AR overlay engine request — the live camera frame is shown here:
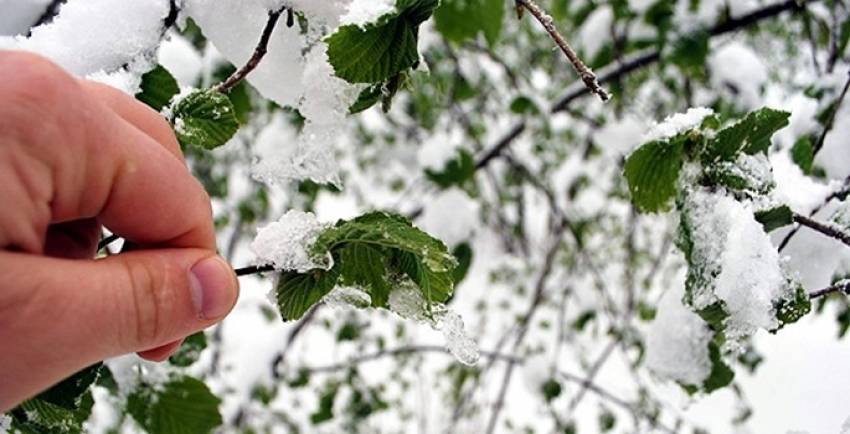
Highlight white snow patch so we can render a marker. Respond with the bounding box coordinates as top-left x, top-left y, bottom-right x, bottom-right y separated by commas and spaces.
771, 152, 840, 214
389, 282, 480, 366
157, 33, 203, 87
10, 0, 168, 77
646, 285, 713, 386
642, 107, 714, 142
251, 210, 331, 272
341, 0, 396, 27
419, 188, 479, 247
